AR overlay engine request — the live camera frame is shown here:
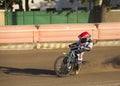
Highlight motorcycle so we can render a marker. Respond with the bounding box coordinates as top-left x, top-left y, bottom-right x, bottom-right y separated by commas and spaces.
54, 43, 82, 77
